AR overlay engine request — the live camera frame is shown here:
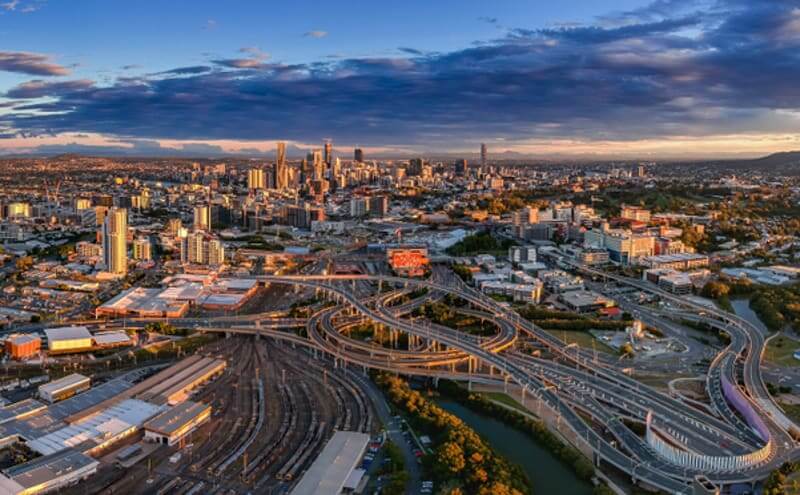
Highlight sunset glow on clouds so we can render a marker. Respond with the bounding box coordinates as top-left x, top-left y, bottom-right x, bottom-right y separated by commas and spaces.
1, 0, 799, 158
